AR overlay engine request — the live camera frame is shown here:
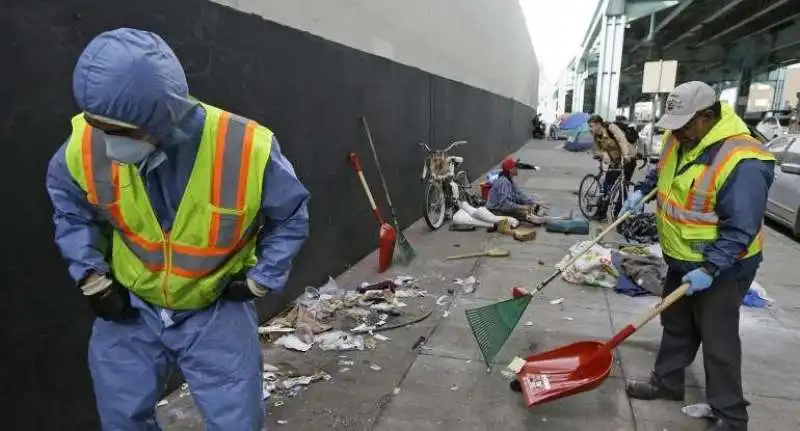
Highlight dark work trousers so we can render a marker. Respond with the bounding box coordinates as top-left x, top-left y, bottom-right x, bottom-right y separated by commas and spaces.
652, 267, 755, 429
